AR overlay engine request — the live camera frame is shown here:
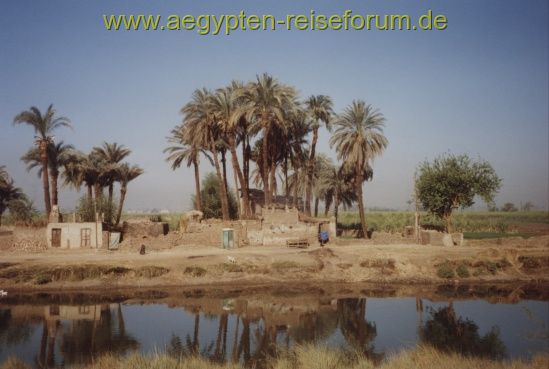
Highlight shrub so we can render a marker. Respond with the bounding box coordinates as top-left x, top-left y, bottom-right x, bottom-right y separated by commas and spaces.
437, 262, 455, 279
35, 274, 52, 285
184, 266, 207, 277
456, 264, 470, 278
149, 214, 163, 222
76, 195, 117, 224
222, 263, 243, 273
485, 261, 498, 274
